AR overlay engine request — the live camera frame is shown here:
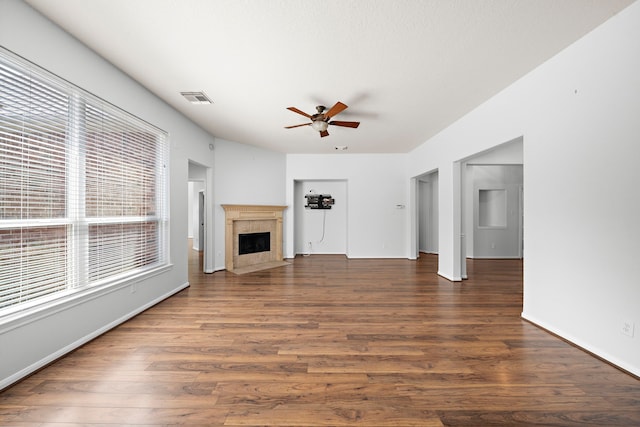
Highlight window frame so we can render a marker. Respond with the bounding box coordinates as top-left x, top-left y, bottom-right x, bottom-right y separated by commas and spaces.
0, 47, 170, 321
